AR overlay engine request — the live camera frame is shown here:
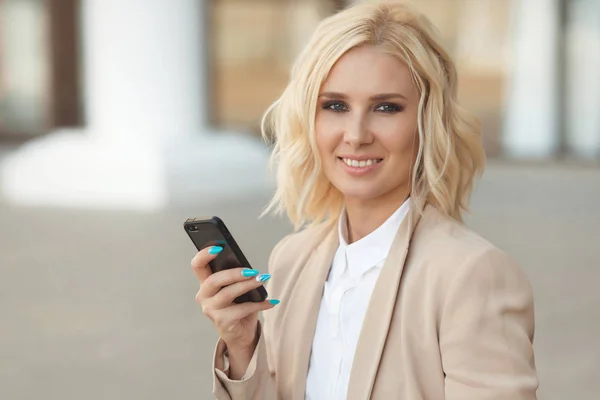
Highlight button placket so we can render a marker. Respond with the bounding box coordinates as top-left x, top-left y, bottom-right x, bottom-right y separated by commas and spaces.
332, 249, 354, 398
